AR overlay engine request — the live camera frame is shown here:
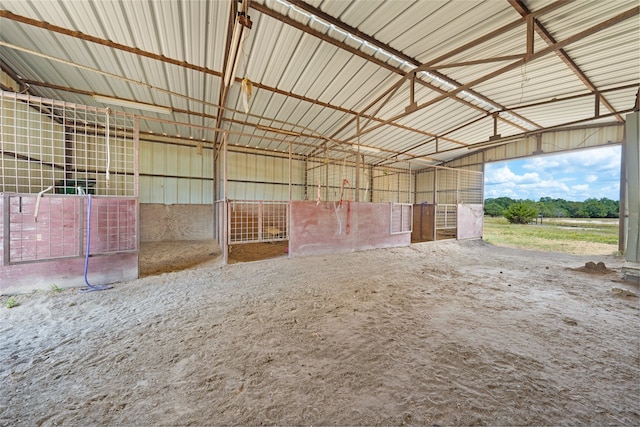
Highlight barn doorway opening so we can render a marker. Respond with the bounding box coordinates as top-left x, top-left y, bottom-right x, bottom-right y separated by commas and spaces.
483, 145, 621, 255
